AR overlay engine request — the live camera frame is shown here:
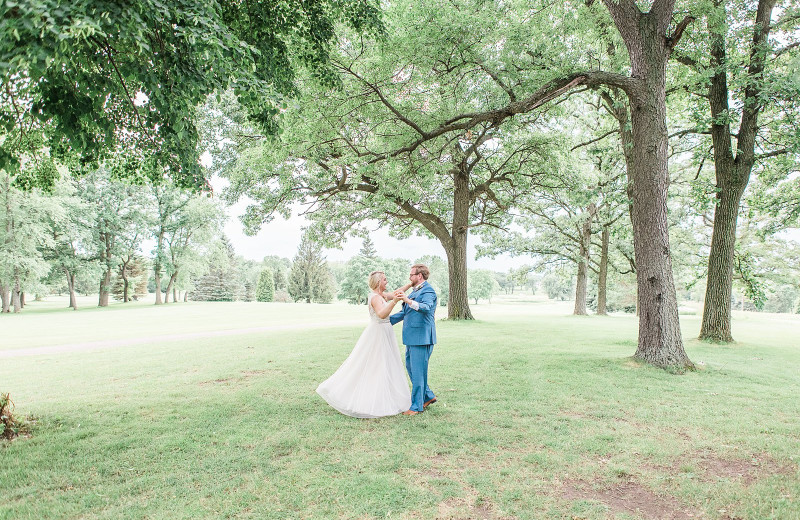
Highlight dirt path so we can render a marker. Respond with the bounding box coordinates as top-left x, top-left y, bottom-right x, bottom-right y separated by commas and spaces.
1, 319, 365, 359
